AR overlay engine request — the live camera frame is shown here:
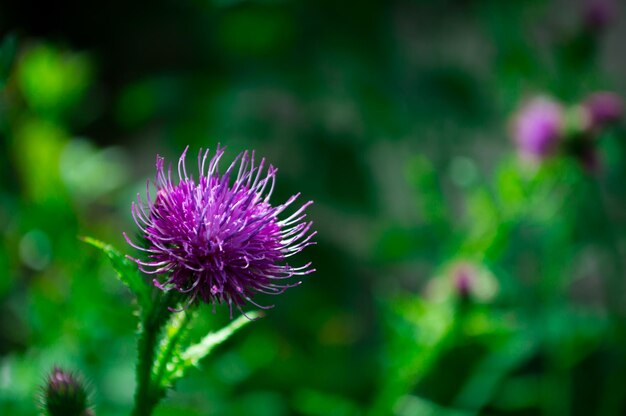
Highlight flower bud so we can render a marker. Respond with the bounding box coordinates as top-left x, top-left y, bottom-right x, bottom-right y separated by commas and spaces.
453, 265, 474, 300
42, 367, 93, 416
426, 261, 498, 304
